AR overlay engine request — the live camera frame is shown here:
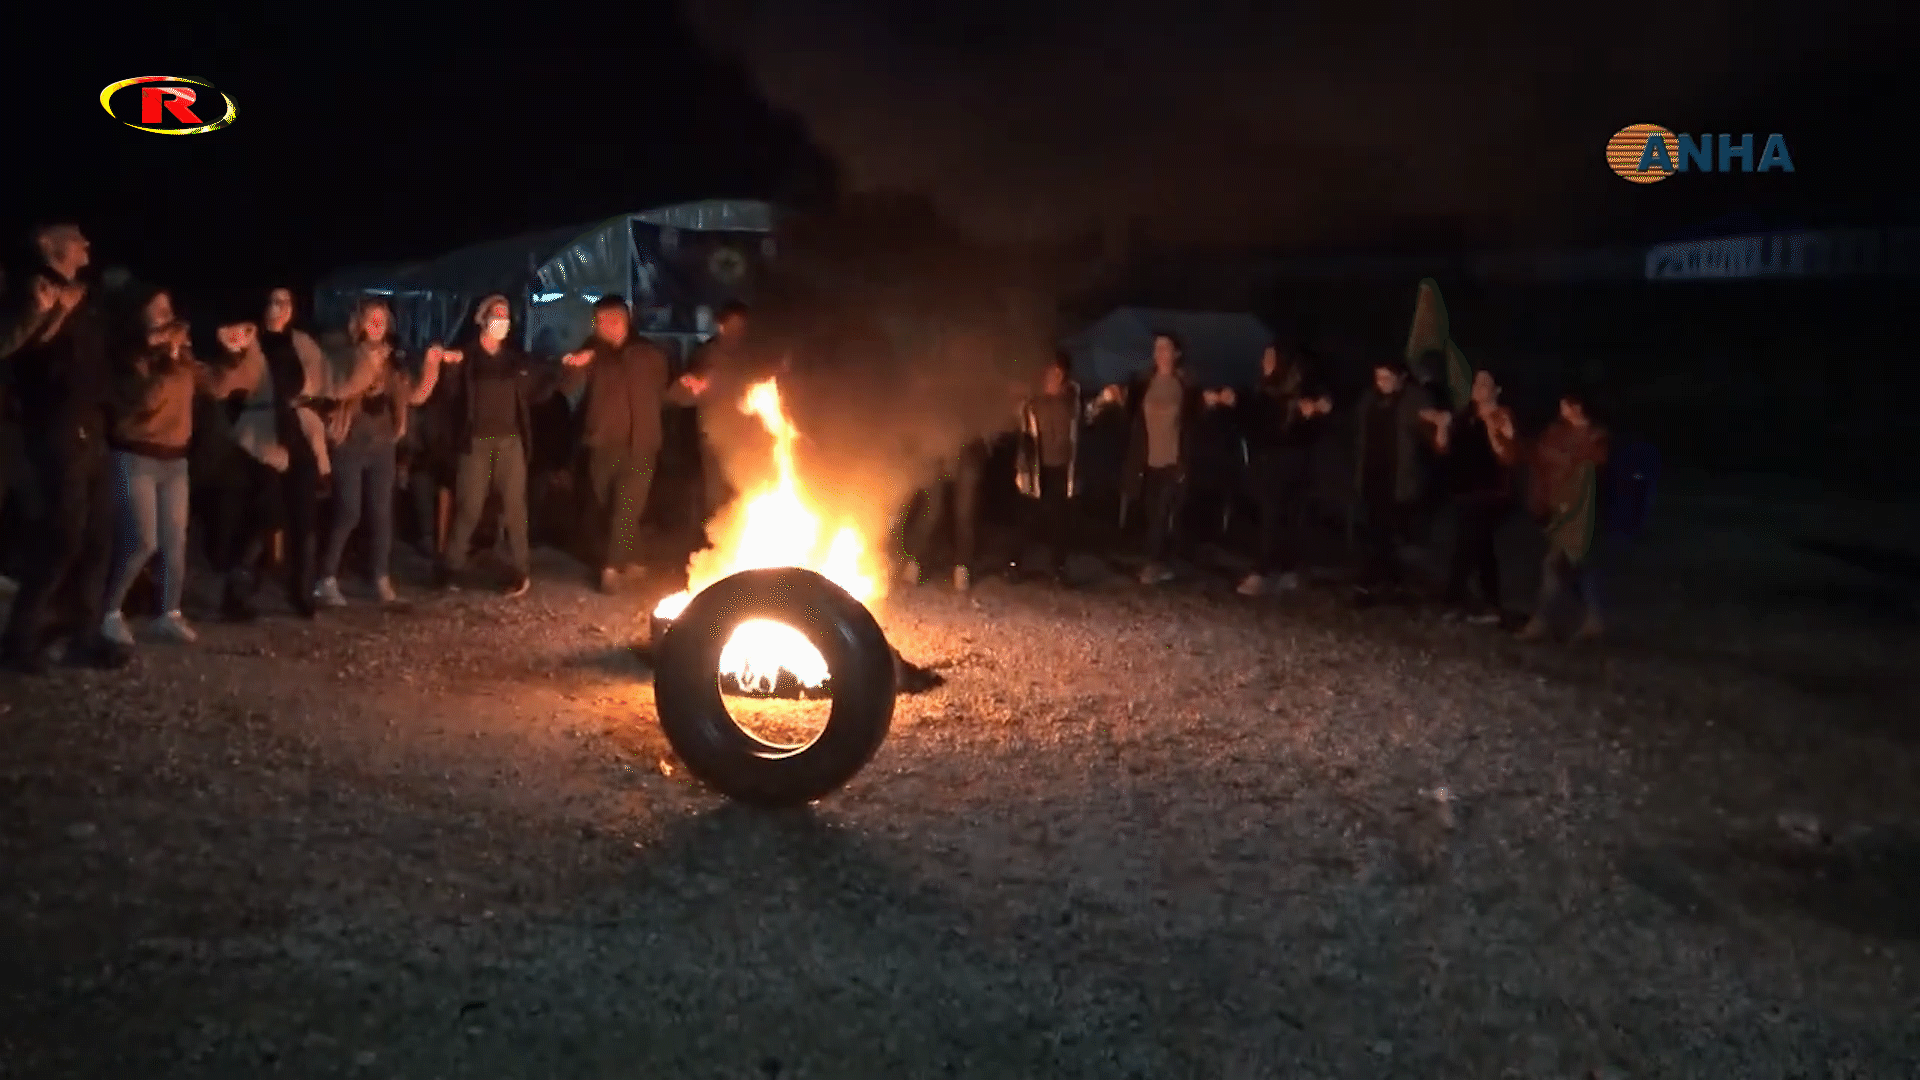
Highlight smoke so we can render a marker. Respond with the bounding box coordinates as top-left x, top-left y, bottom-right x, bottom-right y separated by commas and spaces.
684, 0, 1868, 250
694, 197, 1056, 552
